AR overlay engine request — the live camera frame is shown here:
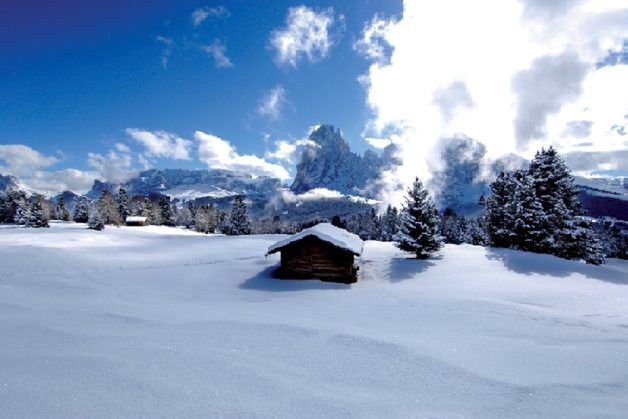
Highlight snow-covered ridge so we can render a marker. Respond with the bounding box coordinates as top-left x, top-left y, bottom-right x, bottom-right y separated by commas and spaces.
267, 223, 364, 256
